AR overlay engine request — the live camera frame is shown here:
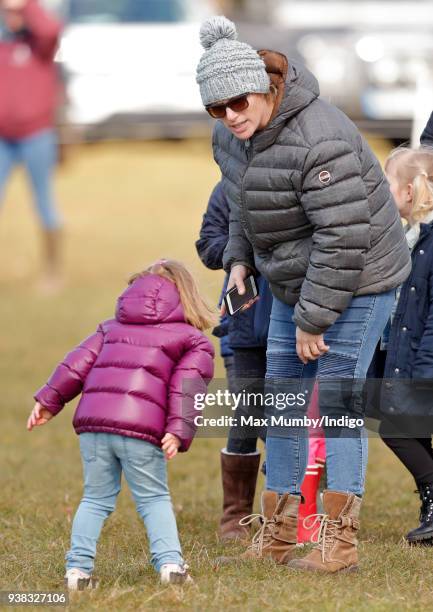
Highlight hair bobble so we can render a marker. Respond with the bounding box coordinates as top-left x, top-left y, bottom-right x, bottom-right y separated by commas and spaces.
419, 172, 433, 181
147, 258, 169, 275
